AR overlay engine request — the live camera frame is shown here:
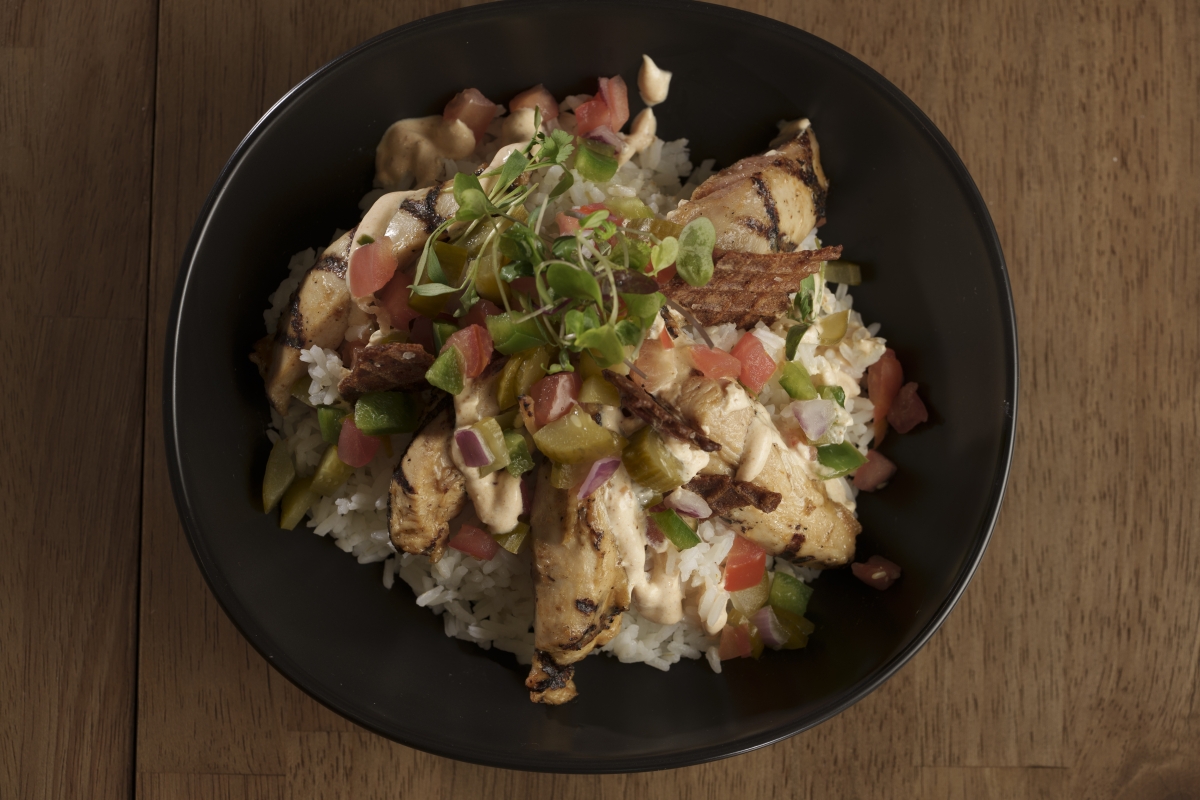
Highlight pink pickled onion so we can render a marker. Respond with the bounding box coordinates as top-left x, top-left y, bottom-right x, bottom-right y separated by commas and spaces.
454, 428, 493, 468
665, 487, 712, 519
578, 457, 621, 499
